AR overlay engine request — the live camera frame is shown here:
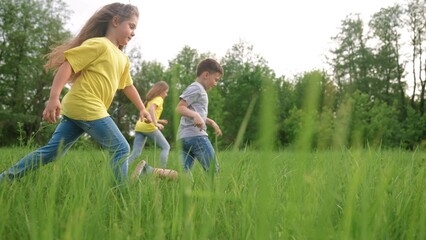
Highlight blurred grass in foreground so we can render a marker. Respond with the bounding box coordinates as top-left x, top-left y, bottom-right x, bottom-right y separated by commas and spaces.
1, 72, 425, 239
0, 147, 424, 240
